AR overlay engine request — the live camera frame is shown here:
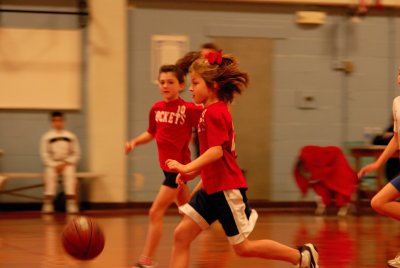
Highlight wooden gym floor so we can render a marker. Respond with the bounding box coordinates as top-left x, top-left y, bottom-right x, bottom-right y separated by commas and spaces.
0, 209, 399, 268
